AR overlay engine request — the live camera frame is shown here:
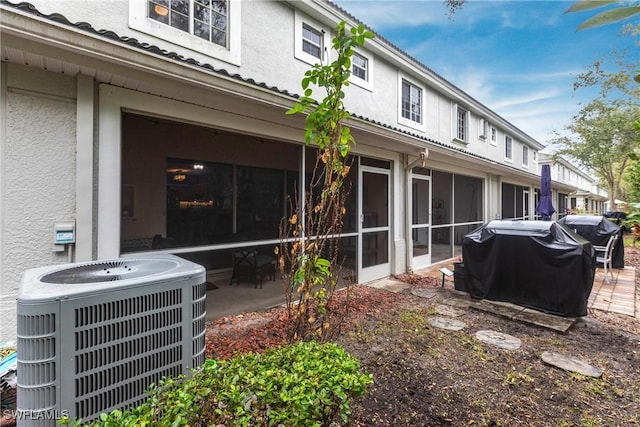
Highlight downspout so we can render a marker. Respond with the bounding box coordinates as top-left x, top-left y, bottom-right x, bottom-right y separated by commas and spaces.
404, 149, 429, 273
